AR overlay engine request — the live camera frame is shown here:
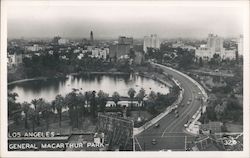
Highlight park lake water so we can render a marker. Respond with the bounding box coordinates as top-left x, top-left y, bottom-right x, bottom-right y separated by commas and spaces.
8, 74, 170, 104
